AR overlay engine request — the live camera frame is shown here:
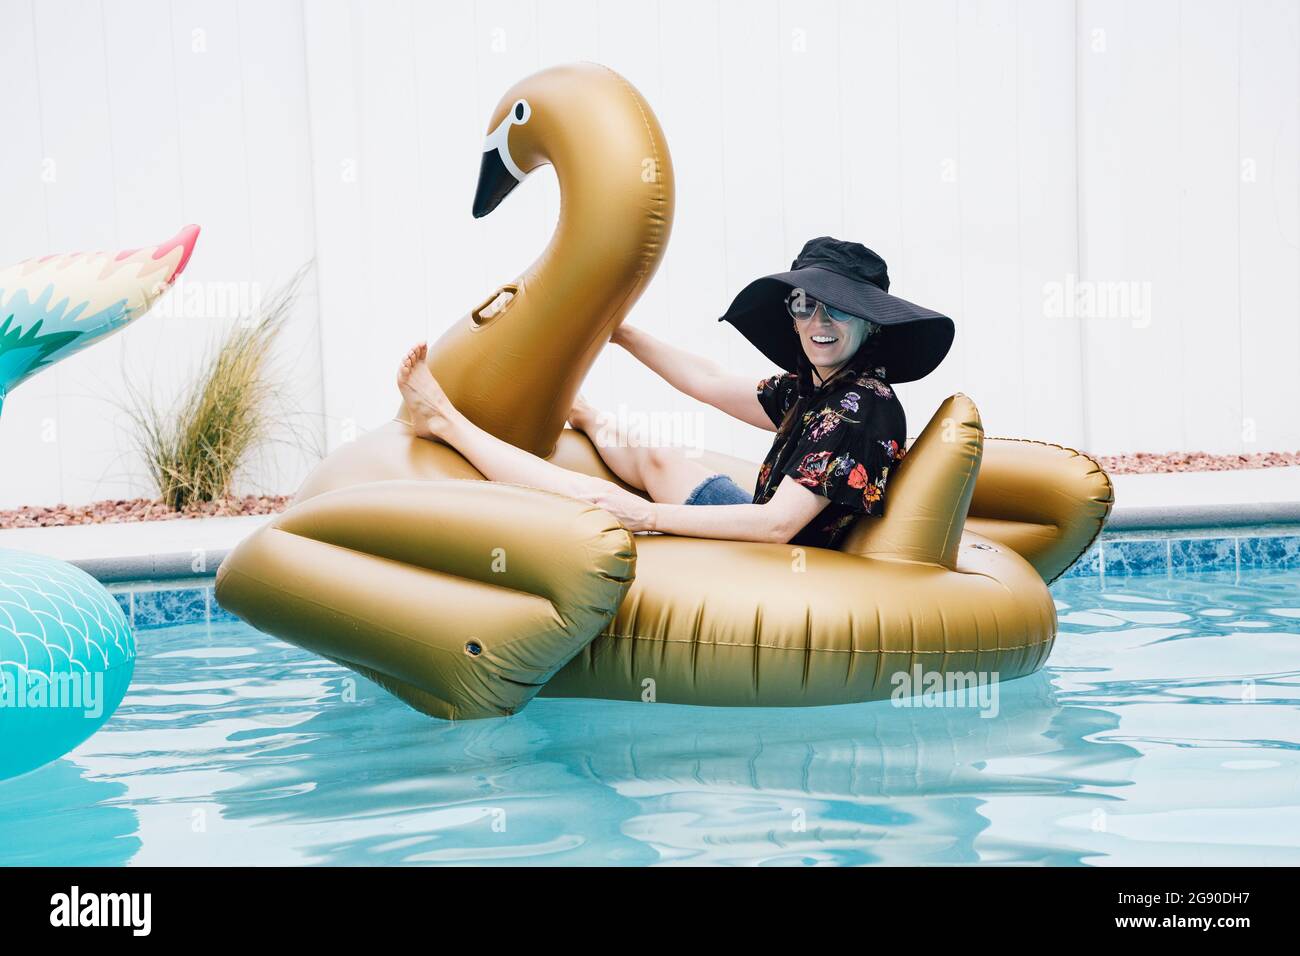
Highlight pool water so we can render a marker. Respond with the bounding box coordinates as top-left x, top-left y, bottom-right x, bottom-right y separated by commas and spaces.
2, 568, 1298, 866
